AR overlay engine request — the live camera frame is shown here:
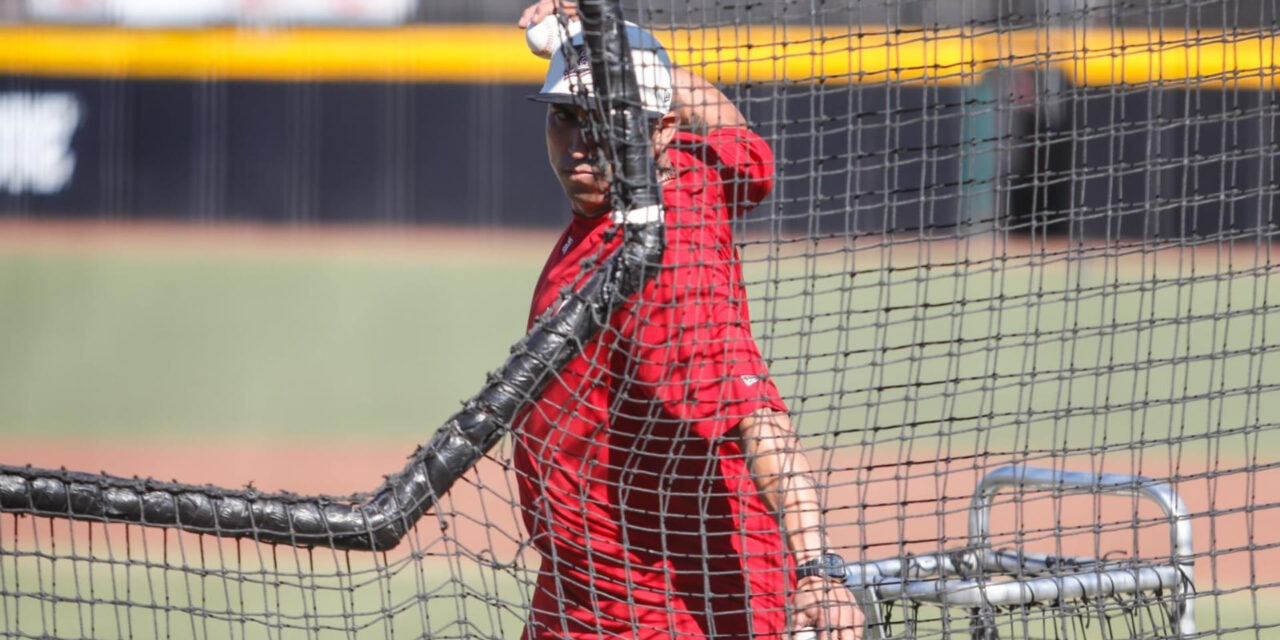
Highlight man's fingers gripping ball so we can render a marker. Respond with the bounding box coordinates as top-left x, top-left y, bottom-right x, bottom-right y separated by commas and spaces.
524, 15, 582, 59
518, 0, 578, 29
